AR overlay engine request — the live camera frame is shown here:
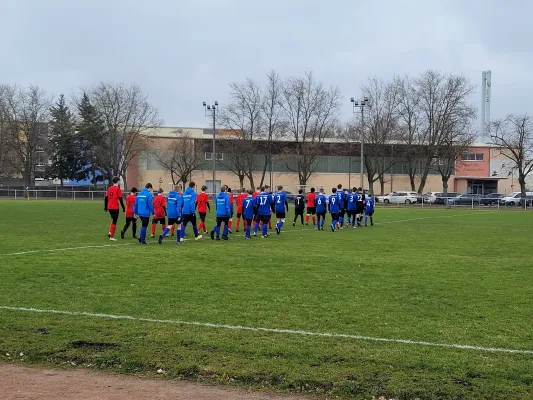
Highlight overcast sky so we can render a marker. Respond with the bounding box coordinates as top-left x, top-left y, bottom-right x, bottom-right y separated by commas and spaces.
2, 0, 530, 128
